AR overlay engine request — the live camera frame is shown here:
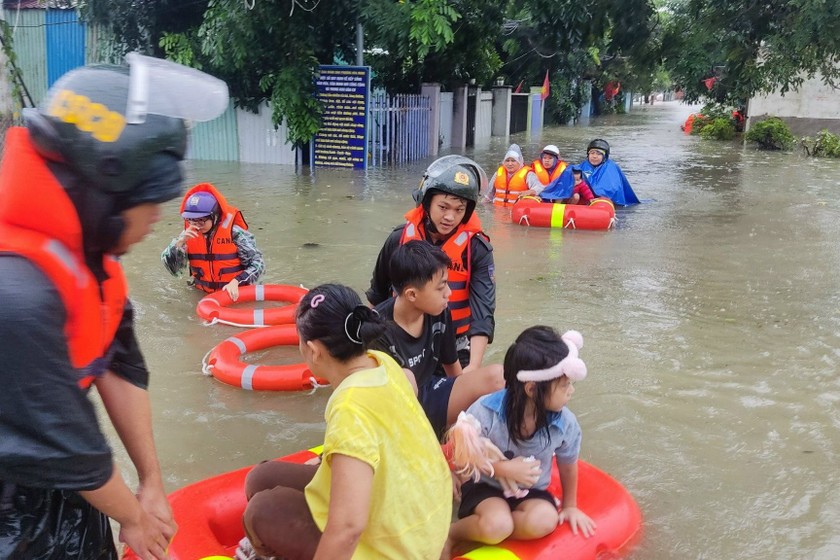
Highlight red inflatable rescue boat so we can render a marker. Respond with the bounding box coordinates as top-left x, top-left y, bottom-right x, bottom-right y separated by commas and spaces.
511, 197, 616, 230
124, 449, 641, 560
